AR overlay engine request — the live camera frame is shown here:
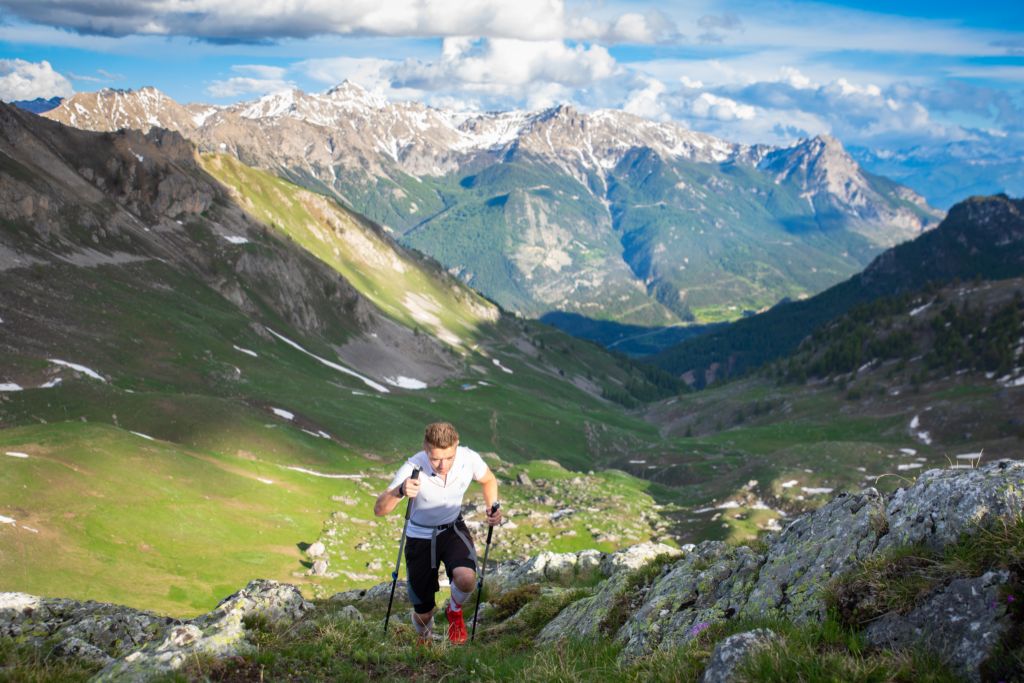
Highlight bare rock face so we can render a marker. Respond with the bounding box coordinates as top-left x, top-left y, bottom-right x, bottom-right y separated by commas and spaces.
864, 570, 1013, 683
702, 628, 780, 683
